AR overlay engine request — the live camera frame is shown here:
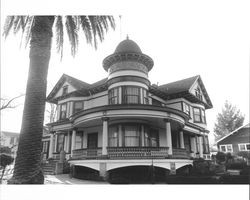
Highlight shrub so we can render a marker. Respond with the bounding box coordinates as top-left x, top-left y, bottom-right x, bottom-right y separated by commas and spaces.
216, 152, 226, 163
191, 158, 215, 175
0, 154, 14, 182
